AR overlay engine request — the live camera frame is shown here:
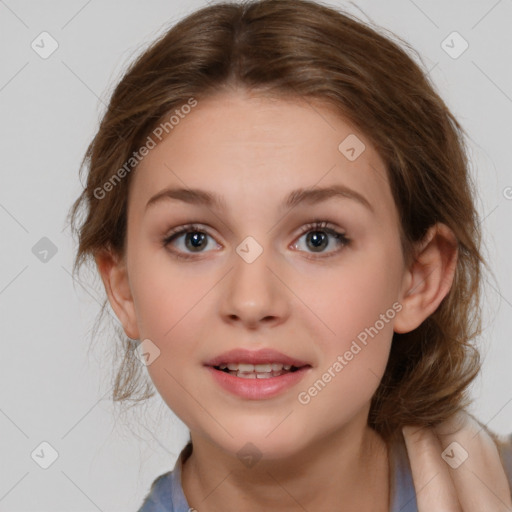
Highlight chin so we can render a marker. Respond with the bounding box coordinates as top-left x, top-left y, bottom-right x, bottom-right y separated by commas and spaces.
205, 416, 310, 461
